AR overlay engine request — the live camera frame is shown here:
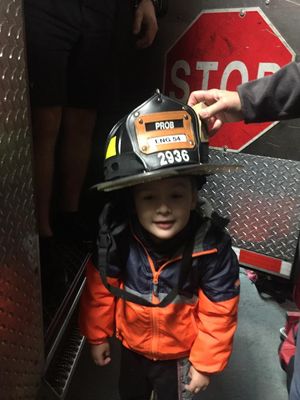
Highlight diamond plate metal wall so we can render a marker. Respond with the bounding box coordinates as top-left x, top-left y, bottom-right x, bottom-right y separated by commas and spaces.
0, 1, 44, 399
204, 150, 300, 263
